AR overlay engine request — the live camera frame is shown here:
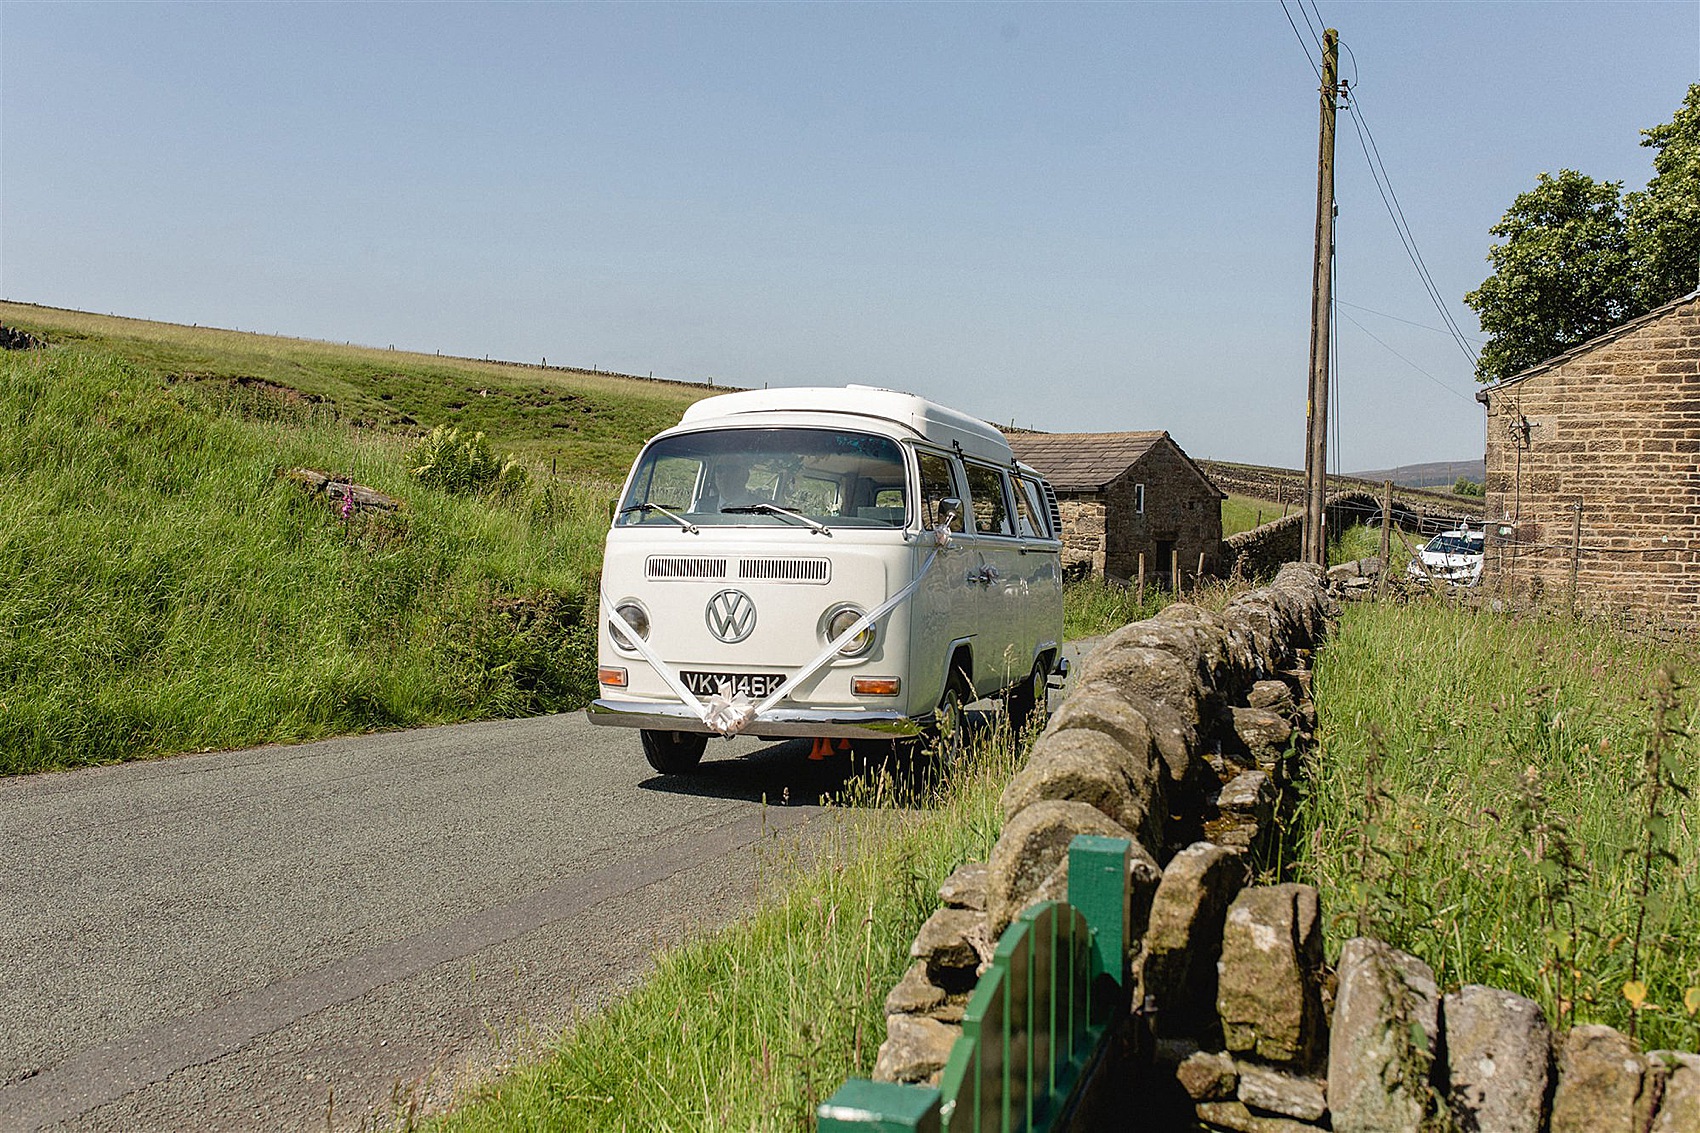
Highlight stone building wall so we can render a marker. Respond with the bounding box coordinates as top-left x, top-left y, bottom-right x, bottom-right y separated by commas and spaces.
1057, 498, 1108, 579
1481, 295, 1700, 629
1101, 444, 1224, 583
